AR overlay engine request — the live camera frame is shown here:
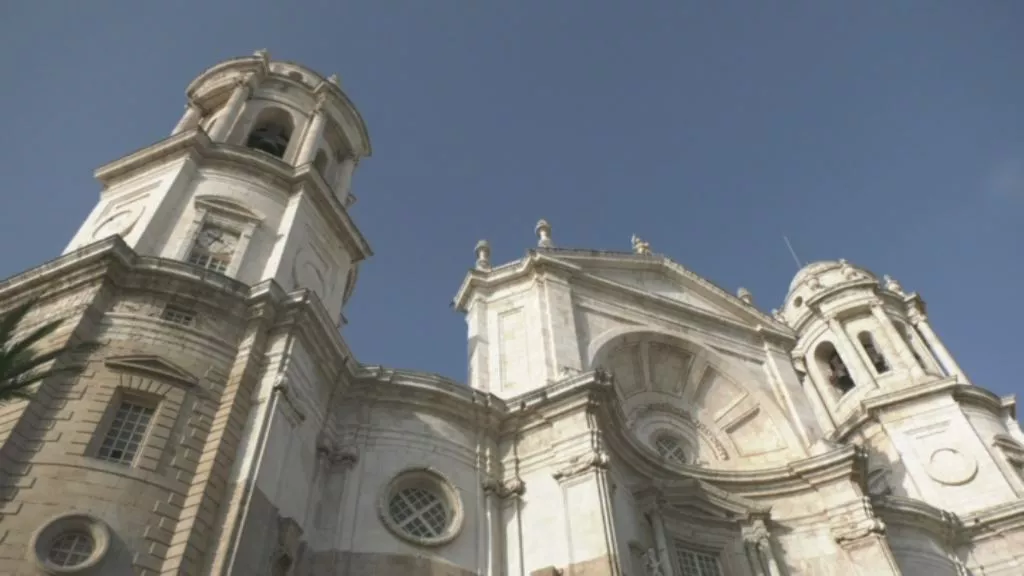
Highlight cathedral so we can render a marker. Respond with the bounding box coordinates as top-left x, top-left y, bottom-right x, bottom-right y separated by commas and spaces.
1, 50, 1024, 576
